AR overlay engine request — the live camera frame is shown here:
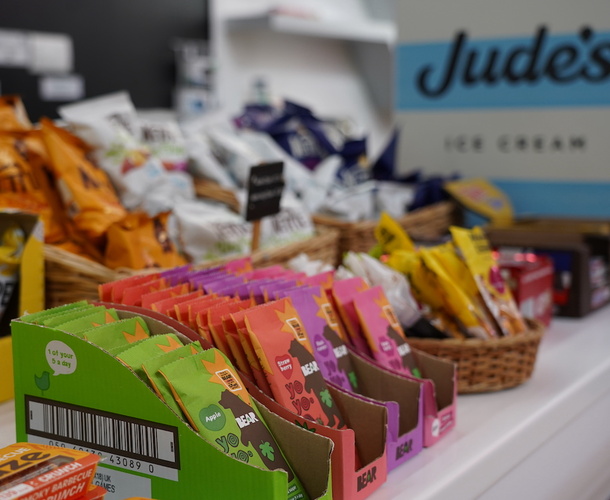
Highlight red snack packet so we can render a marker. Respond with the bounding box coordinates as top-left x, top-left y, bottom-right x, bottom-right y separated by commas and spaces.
245, 298, 346, 429
140, 283, 190, 309
98, 272, 161, 303
121, 277, 168, 306
150, 289, 203, 318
